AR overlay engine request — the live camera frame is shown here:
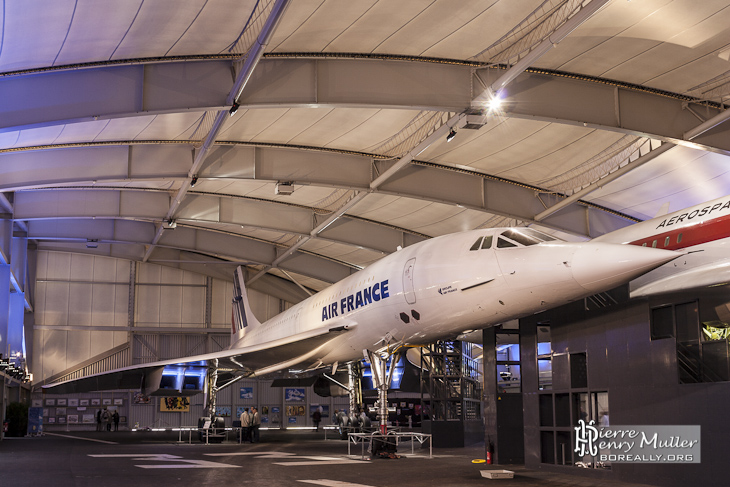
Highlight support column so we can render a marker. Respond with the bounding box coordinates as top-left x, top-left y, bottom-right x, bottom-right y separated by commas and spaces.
347, 362, 361, 421
483, 327, 498, 461
205, 359, 219, 418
